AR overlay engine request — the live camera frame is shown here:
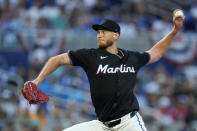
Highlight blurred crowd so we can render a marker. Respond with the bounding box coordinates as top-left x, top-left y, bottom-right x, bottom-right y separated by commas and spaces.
0, 0, 197, 131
